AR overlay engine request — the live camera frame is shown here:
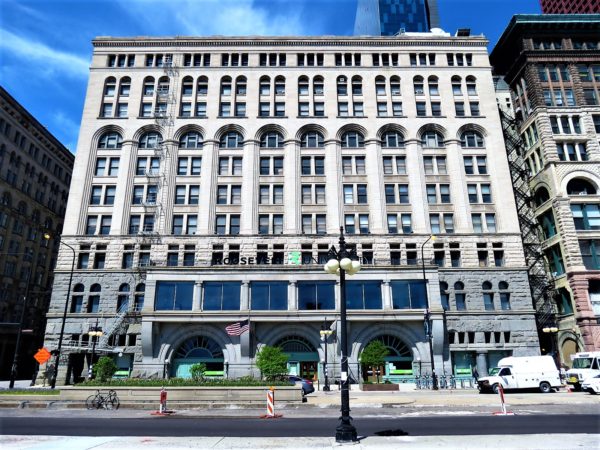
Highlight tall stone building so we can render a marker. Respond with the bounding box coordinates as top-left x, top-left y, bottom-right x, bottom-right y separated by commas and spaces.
355, 0, 440, 35
43, 31, 540, 385
491, 15, 600, 363
0, 86, 74, 380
